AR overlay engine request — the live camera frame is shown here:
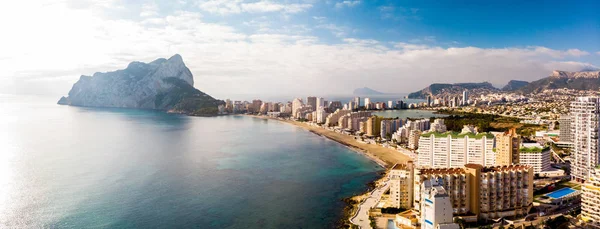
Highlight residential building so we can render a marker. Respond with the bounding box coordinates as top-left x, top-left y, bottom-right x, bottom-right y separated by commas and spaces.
519, 143, 551, 175
415, 164, 533, 220
366, 116, 385, 137
307, 96, 317, 111
571, 97, 600, 182
381, 119, 403, 140
582, 167, 600, 225
316, 97, 325, 109
417, 126, 496, 168
338, 111, 371, 130
364, 98, 372, 109
329, 101, 343, 111
325, 109, 351, 126
426, 95, 432, 107
429, 119, 447, 133
354, 97, 360, 109
559, 114, 572, 143
420, 179, 460, 229
389, 163, 414, 209
408, 130, 421, 150
462, 90, 469, 106
315, 106, 329, 124
388, 101, 394, 109
292, 98, 303, 118
494, 128, 520, 166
